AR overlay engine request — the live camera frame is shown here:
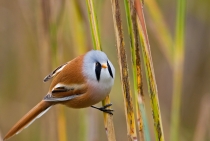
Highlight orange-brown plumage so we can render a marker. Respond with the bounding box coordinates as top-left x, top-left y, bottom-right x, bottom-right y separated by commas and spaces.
49, 55, 85, 90
3, 101, 52, 140
3, 50, 115, 140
